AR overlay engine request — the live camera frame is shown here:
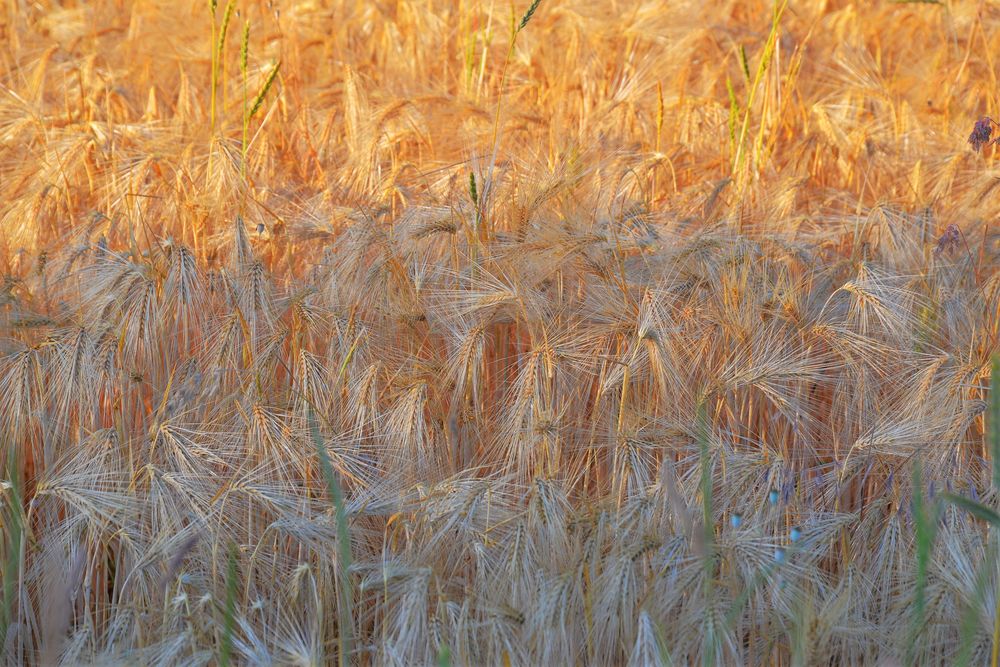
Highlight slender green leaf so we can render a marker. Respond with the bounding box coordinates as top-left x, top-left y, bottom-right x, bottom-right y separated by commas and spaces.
990, 355, 1000, 491
908, 459, 939, 663
941, 492, 1000, 526
437, 645, 453, 667
219, 543, 237, 667
308, 407, 354, 667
